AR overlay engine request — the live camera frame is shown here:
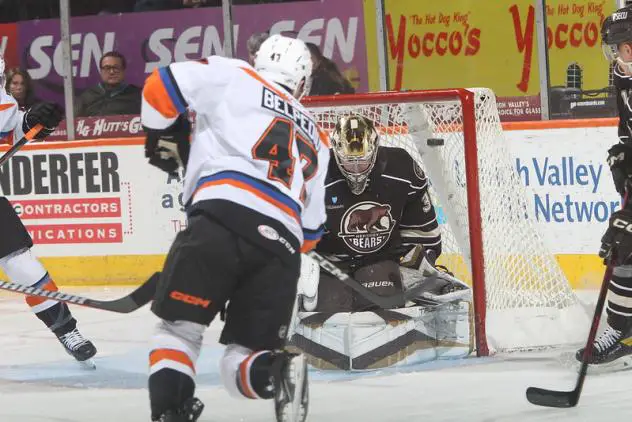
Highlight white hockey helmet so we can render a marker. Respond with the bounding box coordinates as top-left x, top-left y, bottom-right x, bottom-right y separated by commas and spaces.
254, 34, 313, 99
